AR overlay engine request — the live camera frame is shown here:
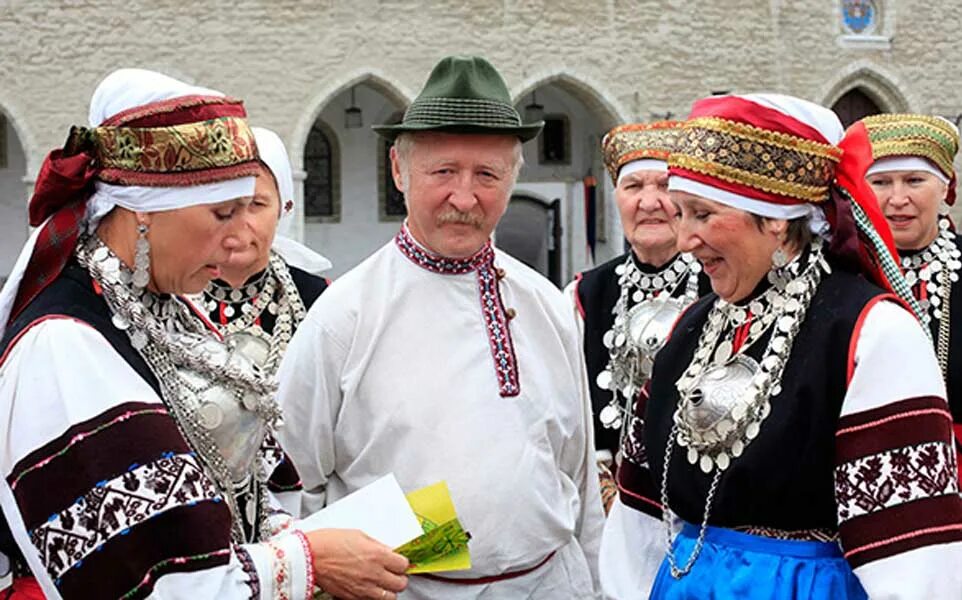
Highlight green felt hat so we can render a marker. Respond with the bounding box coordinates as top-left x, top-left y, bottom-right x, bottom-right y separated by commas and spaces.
373, 56, 543, 142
